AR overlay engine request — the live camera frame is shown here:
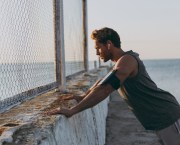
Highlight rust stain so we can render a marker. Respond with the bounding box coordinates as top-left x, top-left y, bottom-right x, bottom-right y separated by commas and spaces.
0, 126, 7, 136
